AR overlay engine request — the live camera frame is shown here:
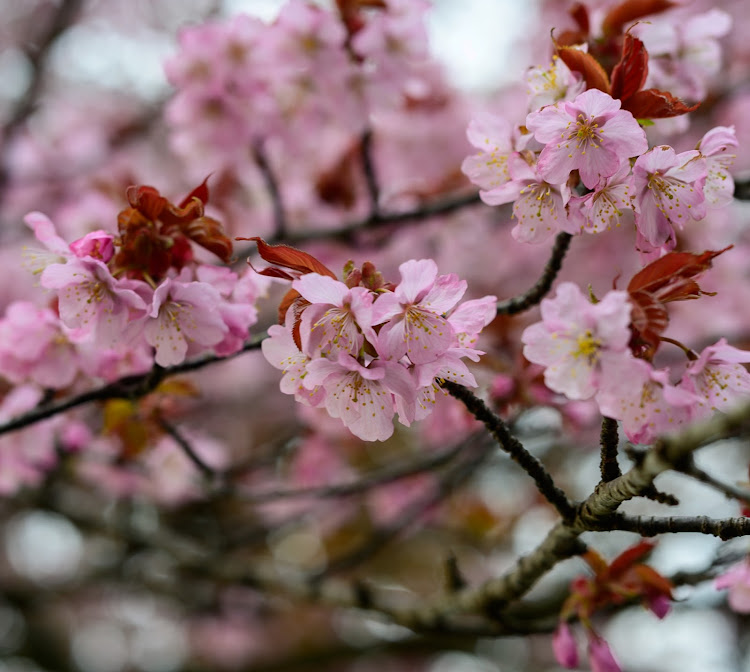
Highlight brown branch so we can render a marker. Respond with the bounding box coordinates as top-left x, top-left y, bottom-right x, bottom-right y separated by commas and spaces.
239, 435, 475, 503
597, 513, 750, 540
443, 381, 576, 521
496, 232, 572, 315
359, 129, 380, 215
0, 332, 266, 438
599, 416, 621, 482
678, 457, 750, 505
253, 141, 287, 239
